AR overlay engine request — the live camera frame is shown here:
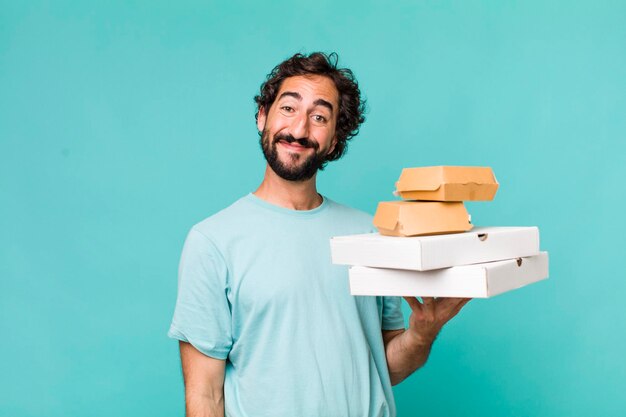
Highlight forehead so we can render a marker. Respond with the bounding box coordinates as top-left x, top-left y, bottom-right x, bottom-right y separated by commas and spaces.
277, 75, 339, 106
